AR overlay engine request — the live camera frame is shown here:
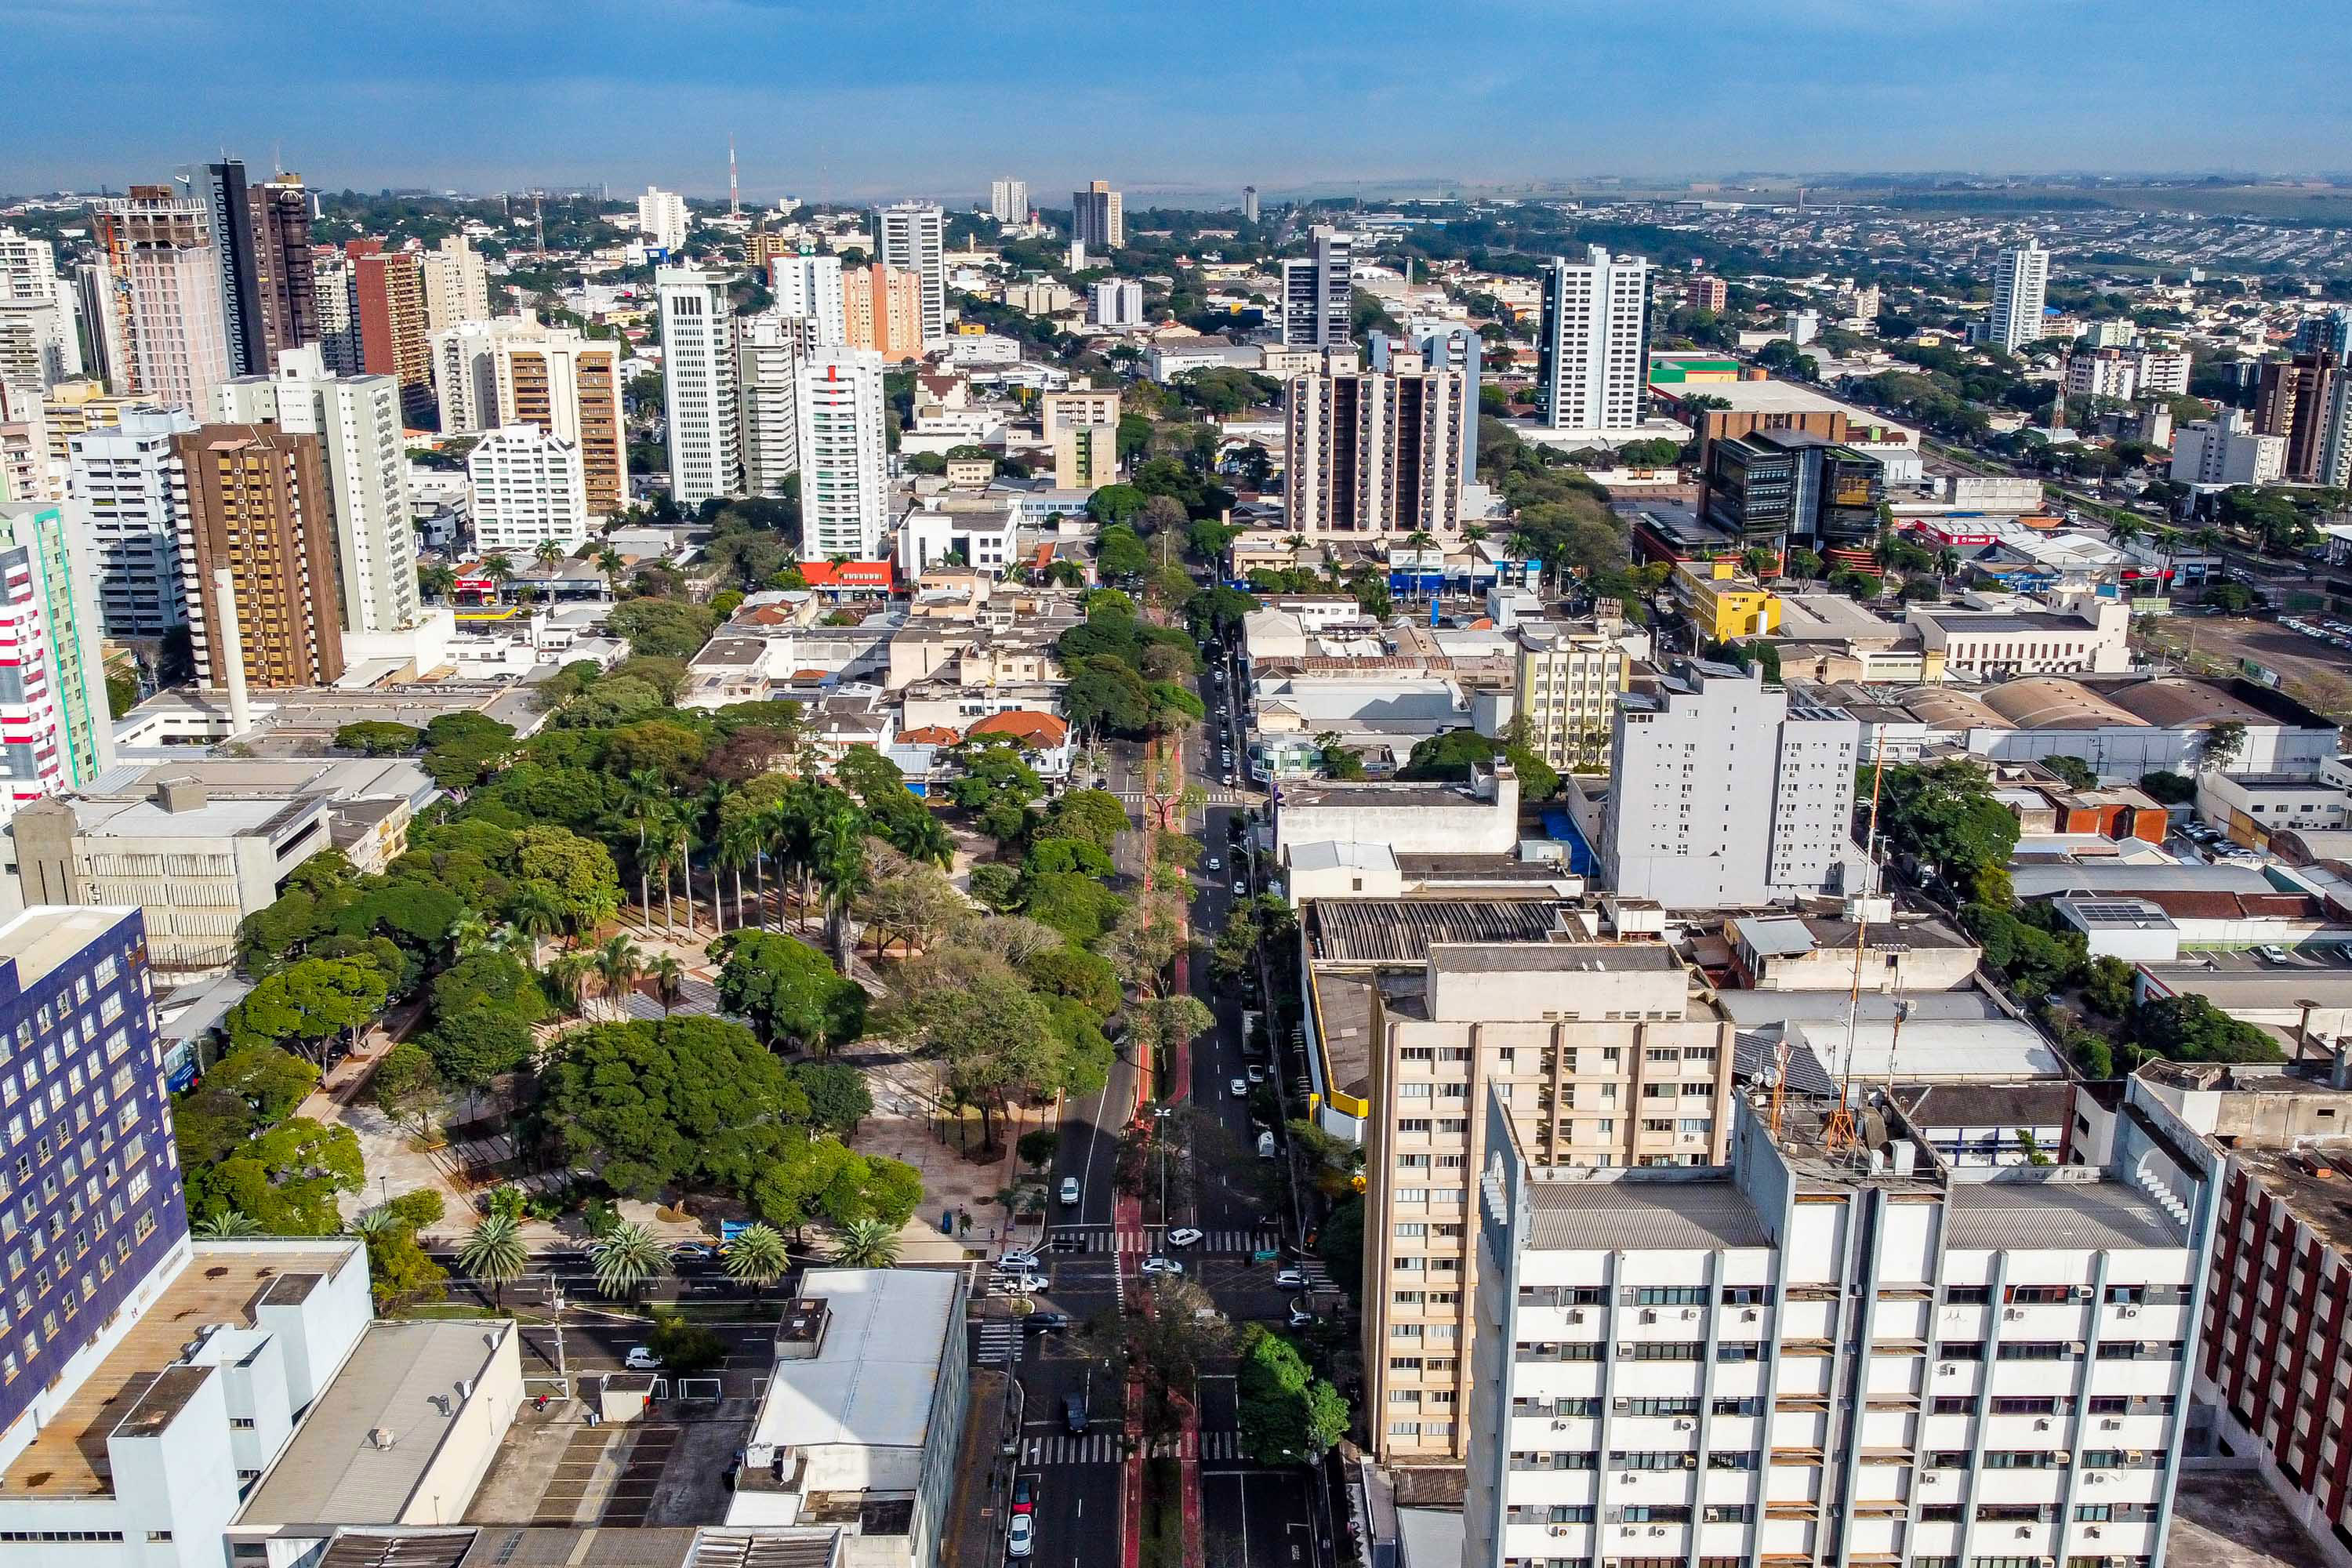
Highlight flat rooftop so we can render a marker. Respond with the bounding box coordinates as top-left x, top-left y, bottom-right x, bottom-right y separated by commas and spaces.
2235, 1141, 2352, 1251
1522, 1174, 1771, 1251
67, 790, 325, 841
1305, 898, 1566, 964
1429, 942, 1677, 973
0, 905, 135, 988
746, 1269, 959, 1456
1943, 1179, 2183, 1251
2, 1246, 358, 1498
1309, 967, 1378, 1102
241, 1320, 514, 1525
